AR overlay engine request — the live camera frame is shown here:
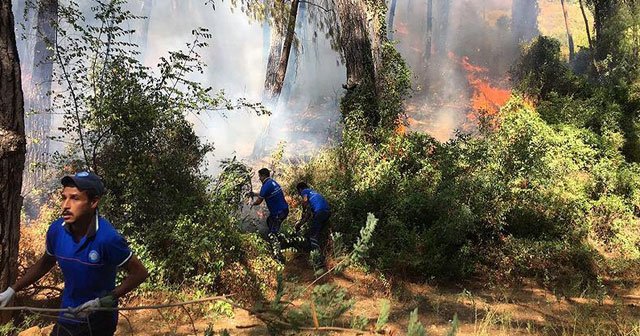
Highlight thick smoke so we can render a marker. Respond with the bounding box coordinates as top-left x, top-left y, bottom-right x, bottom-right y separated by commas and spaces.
391, 0, 526, 140
137, 1, 344, 171
14, 0, 545, 172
